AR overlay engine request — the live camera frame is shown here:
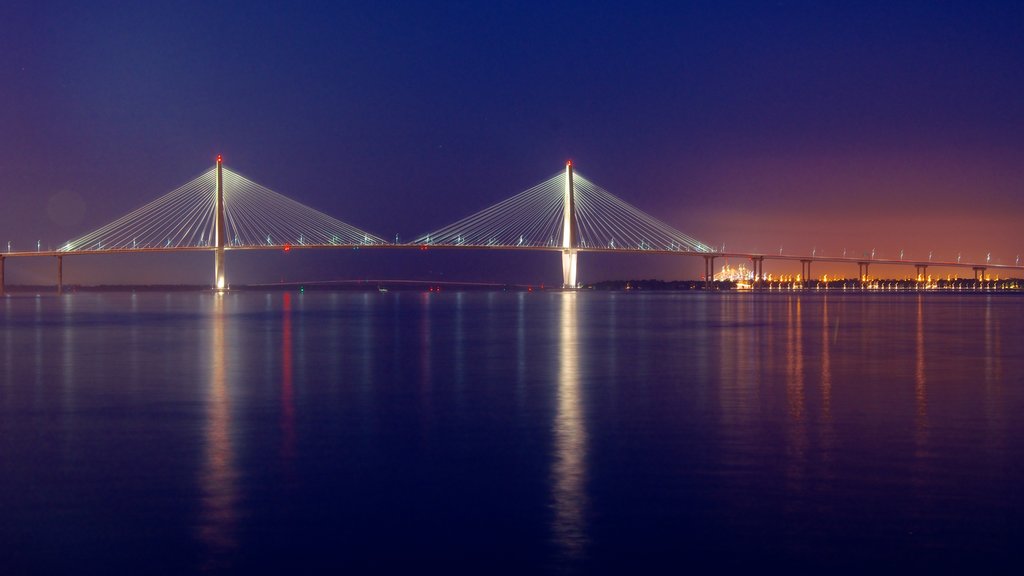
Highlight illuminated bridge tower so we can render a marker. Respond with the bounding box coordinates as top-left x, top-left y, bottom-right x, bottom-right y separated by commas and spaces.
562, 161, 579, 289
214, 155, 227, 290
